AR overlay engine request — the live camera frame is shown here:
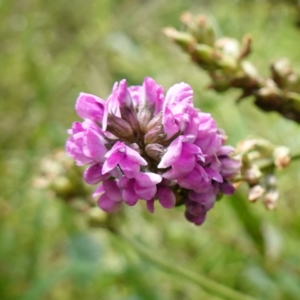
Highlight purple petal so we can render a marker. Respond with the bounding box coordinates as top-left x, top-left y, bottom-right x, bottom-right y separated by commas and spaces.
164, 82, 193, 108
189, 186, 218, 210
220, 181, 235, 195
119, 160, 140, 178
198, 112, 217, 130
103, 179, 122, 201
143, 77, 164, 114
117, 79, 133, 107
161, 167, 181, 180
195, 131, 222, 155
163, 107, 179, 139
135, 172, 162, 187
121, 179, 139, 206
218, 145, 235, 156
158, 137, 183, 169
102, 83, 120, 130
205, 167, 223, 183
134, 182, 157, 200
177, 165, 211, 192
172, 149, 196, 174
76, 93, 105, 122
146, 198, 155, 213
102, 150, 124, 174
125, 146, 148, 166
128, 85, 143, 108
82, 129, 107, 162
68, 122, 84, 135
92, 185, 104, 197
98, 193, 122, 213
84, 164, 109, 185
66, 136, 92, 166
157, 186, 175, 209
185, 209, 206, 225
